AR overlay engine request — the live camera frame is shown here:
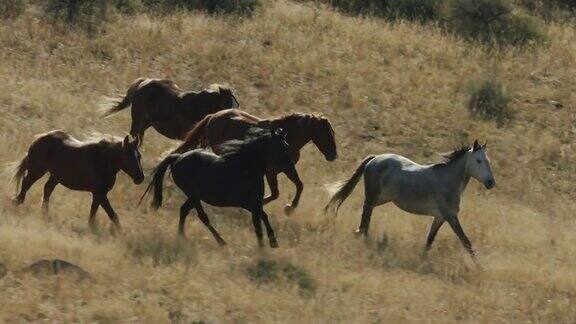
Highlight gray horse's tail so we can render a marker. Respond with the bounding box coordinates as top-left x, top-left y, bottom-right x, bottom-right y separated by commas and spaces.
100, 77, 146, 117
324, 155, 375, 216
139, 154, 180, 210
